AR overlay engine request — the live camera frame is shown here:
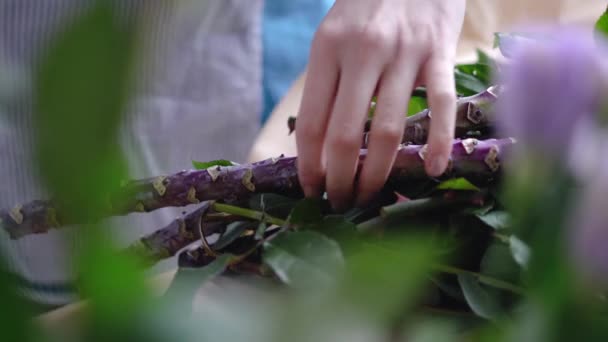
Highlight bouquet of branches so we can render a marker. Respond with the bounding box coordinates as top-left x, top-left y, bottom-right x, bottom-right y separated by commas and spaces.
2, 5, 608, 342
